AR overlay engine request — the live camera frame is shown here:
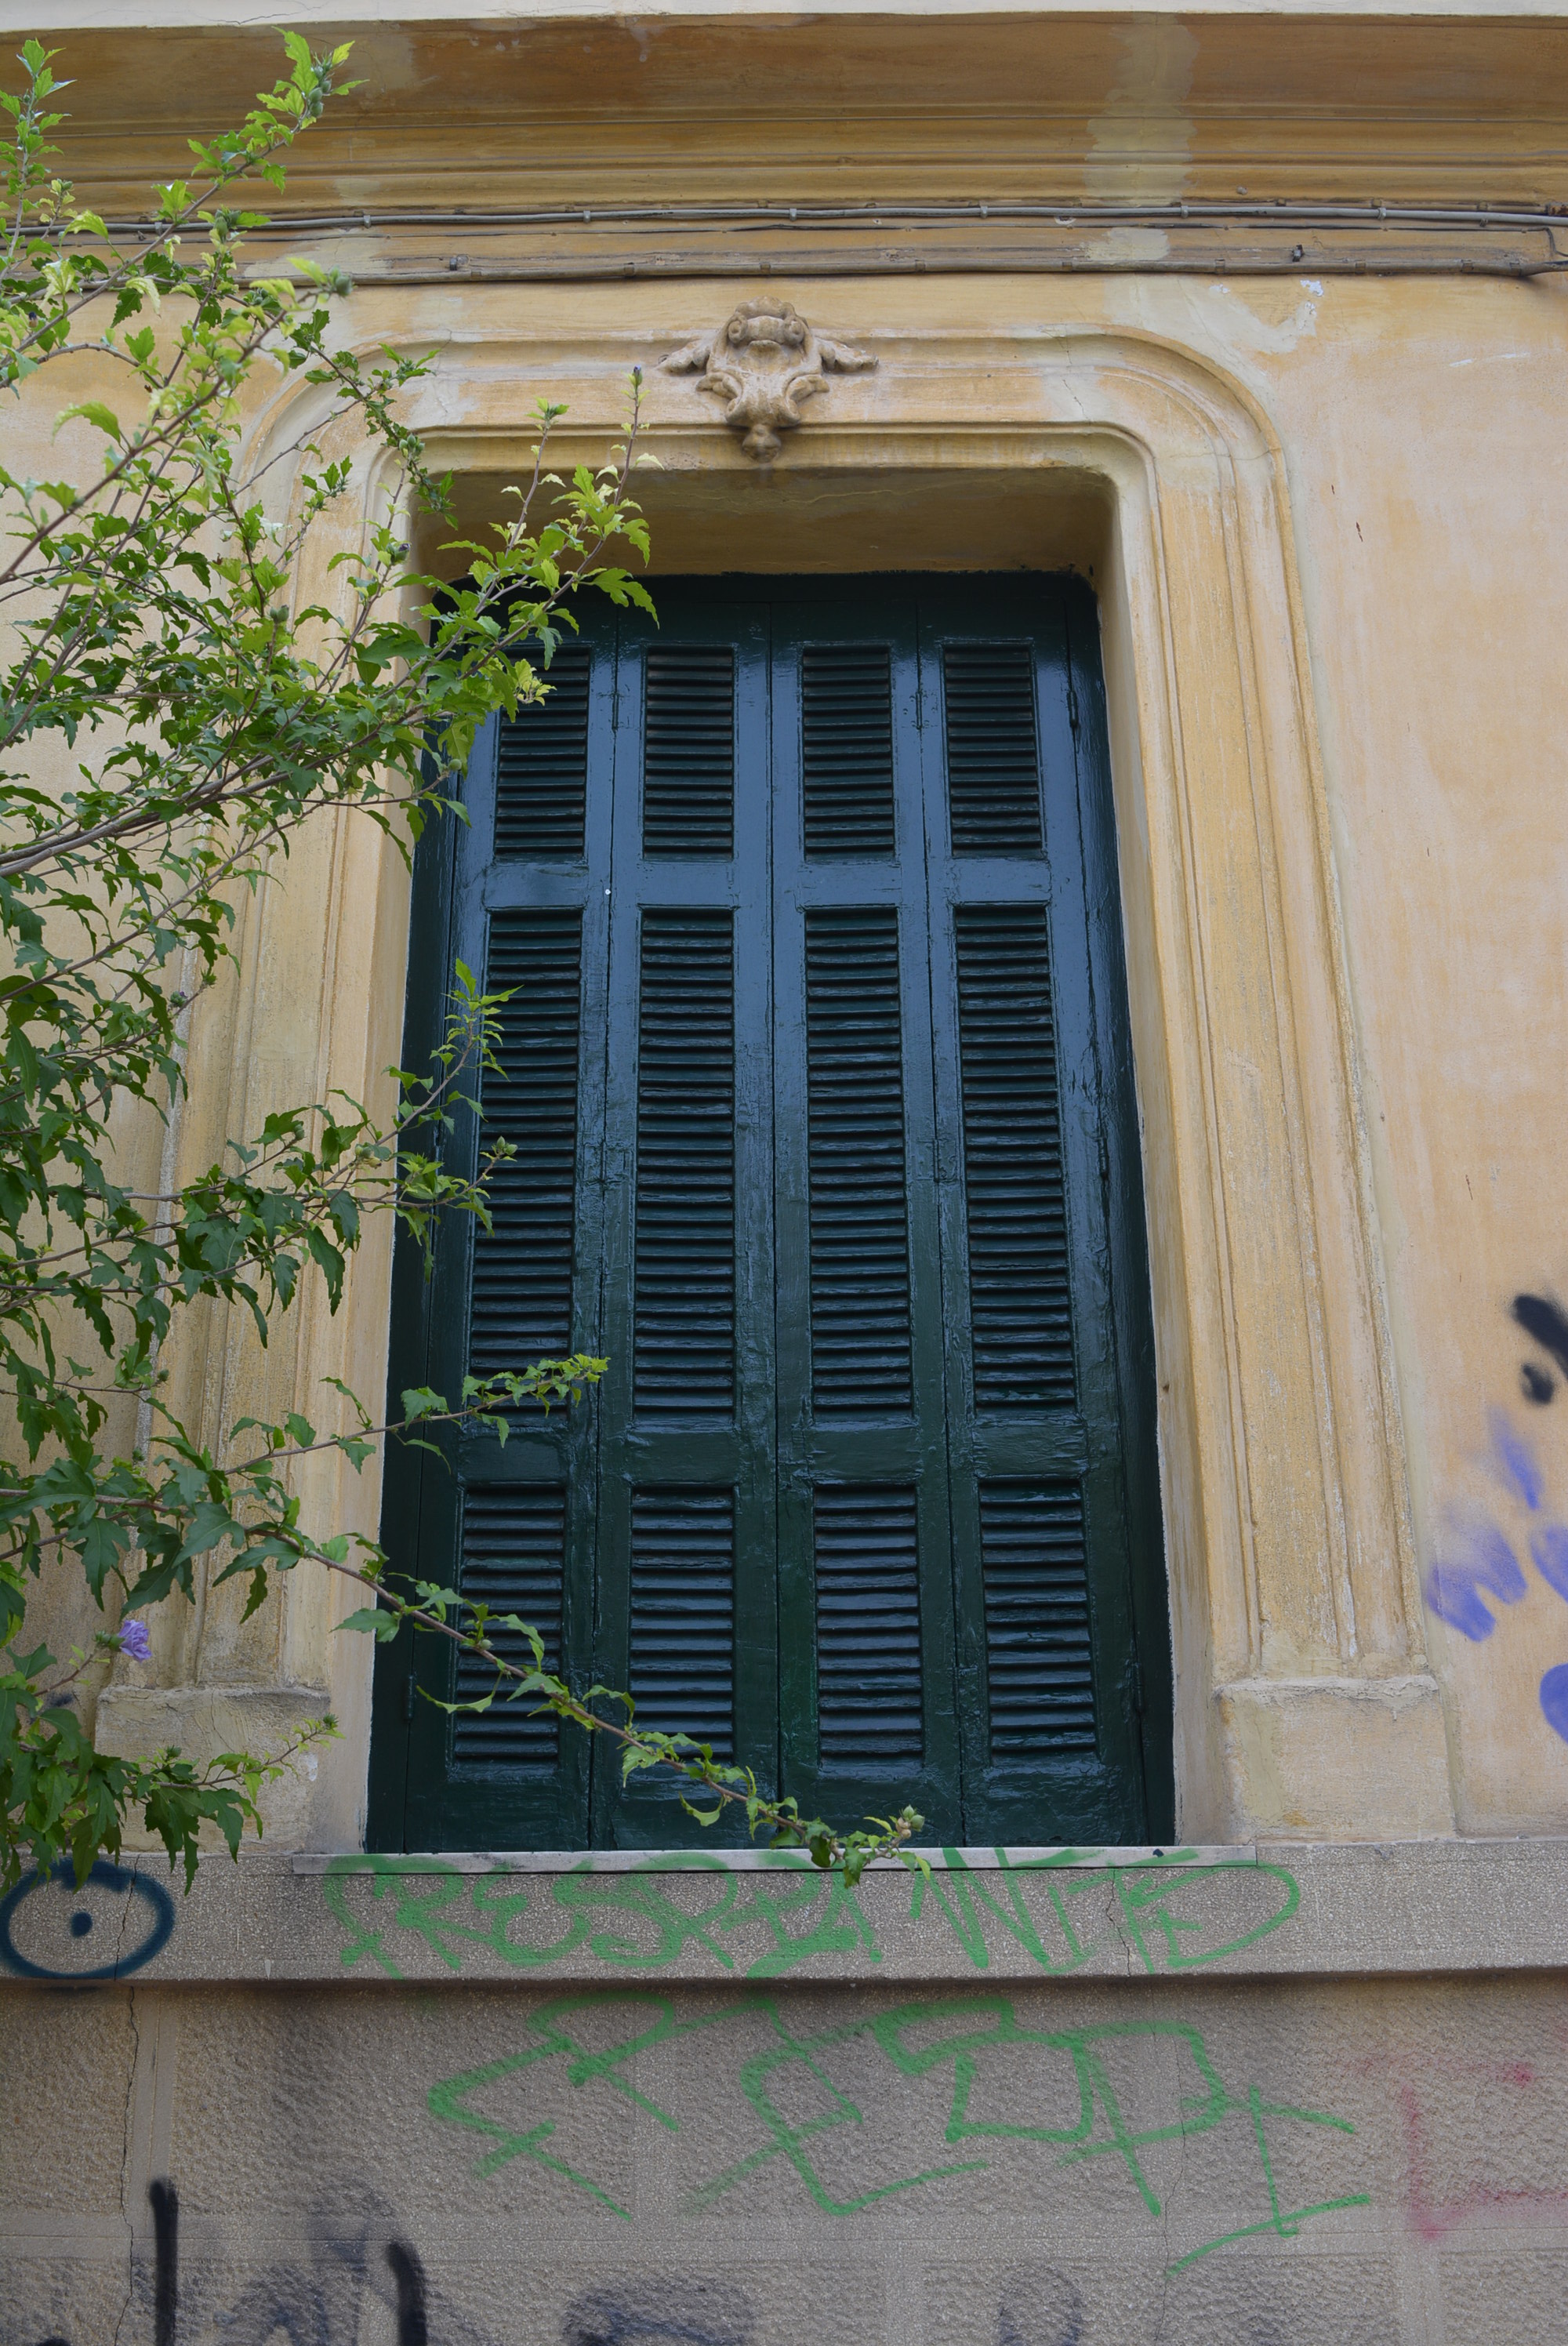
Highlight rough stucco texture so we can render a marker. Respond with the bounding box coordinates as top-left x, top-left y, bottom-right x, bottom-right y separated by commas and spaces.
4, 1971, 1568, 2344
